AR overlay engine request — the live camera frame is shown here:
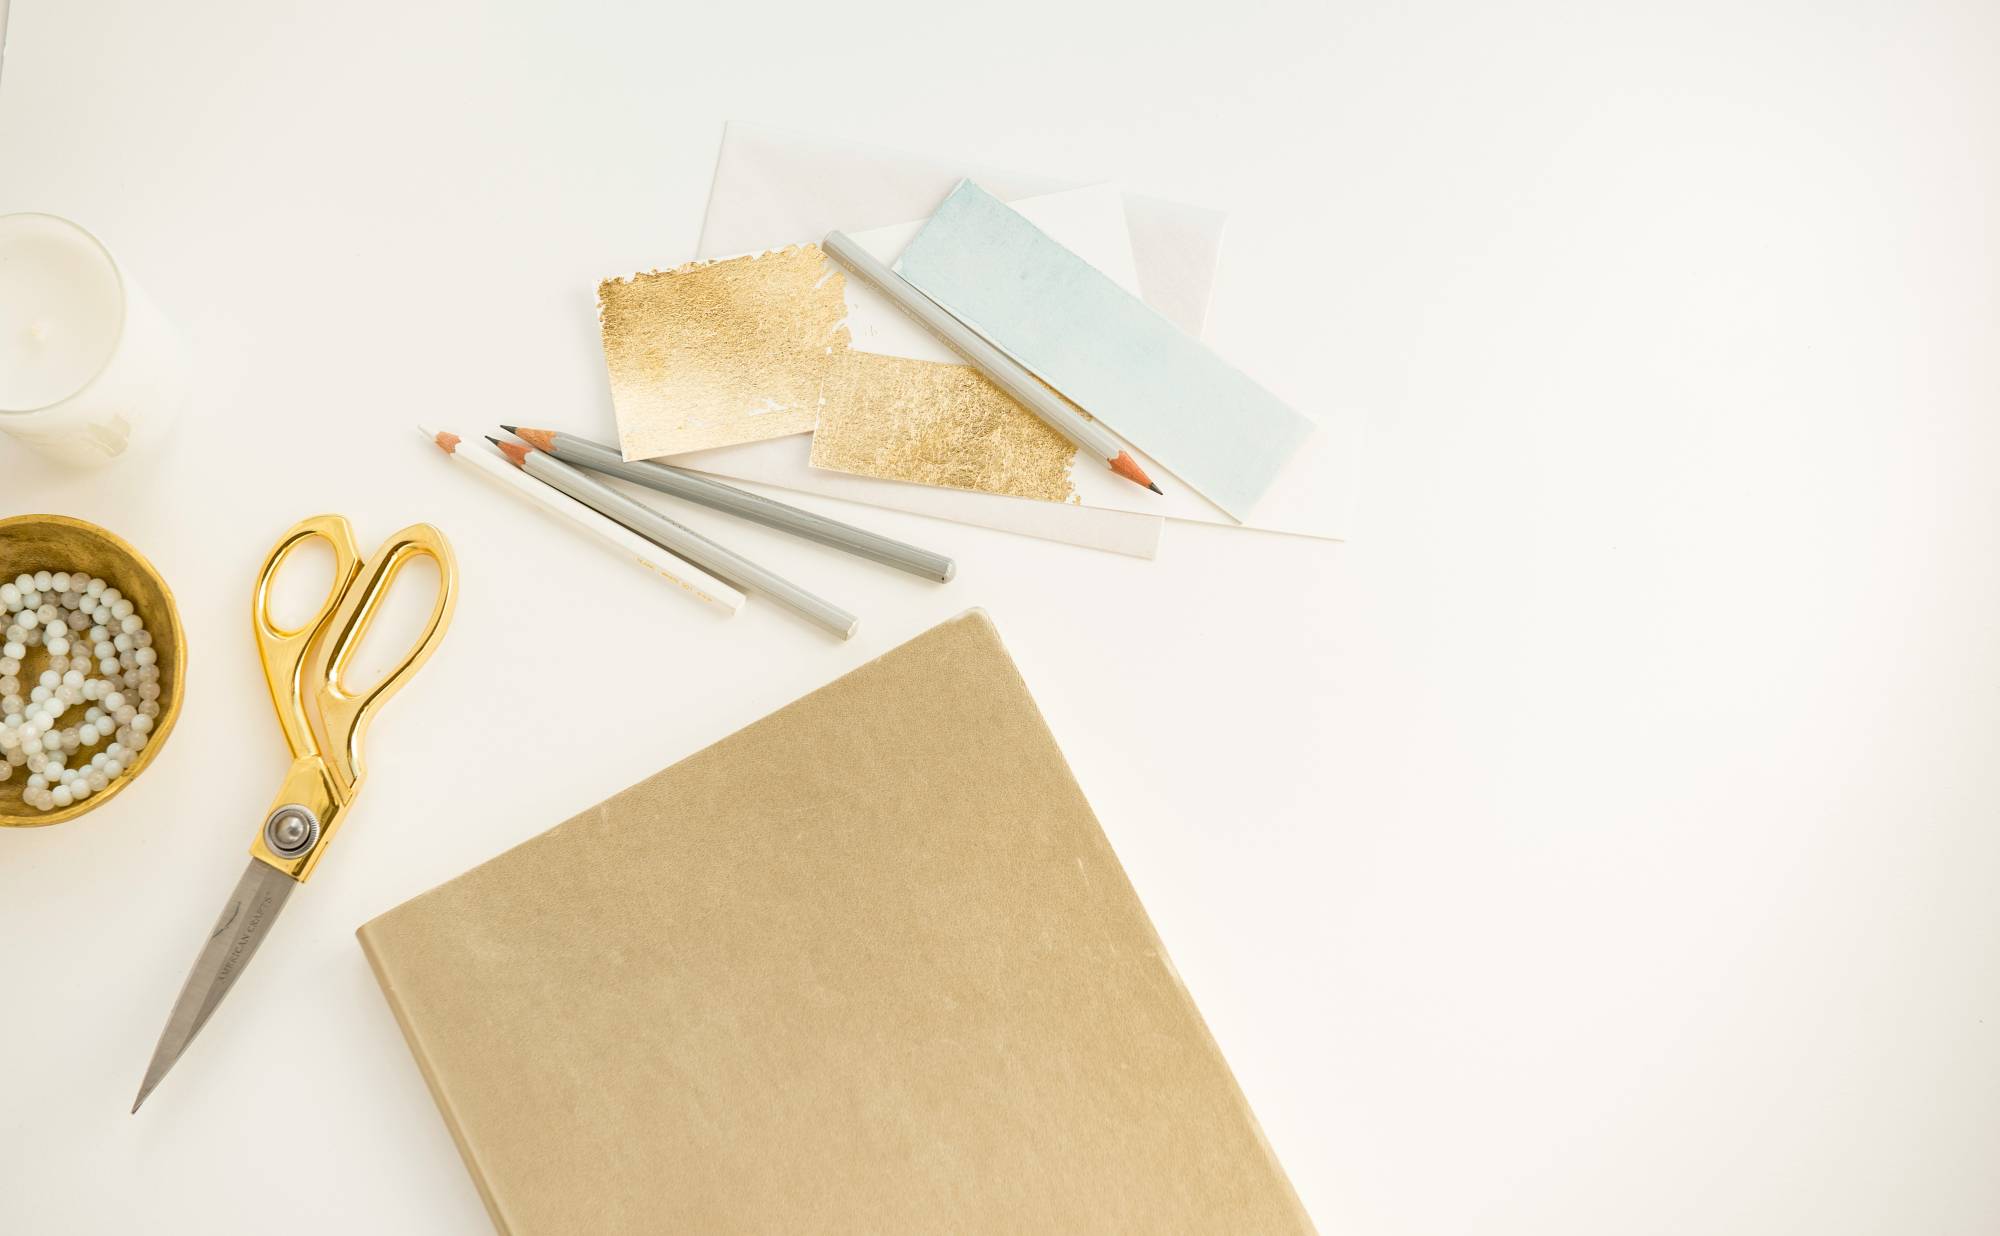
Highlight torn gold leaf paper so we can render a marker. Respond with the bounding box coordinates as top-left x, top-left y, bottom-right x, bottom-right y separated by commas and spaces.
810, 352, 1078, 504
601, 245, 849, 458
